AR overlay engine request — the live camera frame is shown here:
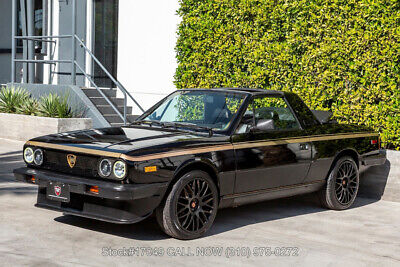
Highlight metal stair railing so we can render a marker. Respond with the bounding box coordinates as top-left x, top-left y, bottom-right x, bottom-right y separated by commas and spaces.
10, 0, 144, 126
74, 36, 145, 121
